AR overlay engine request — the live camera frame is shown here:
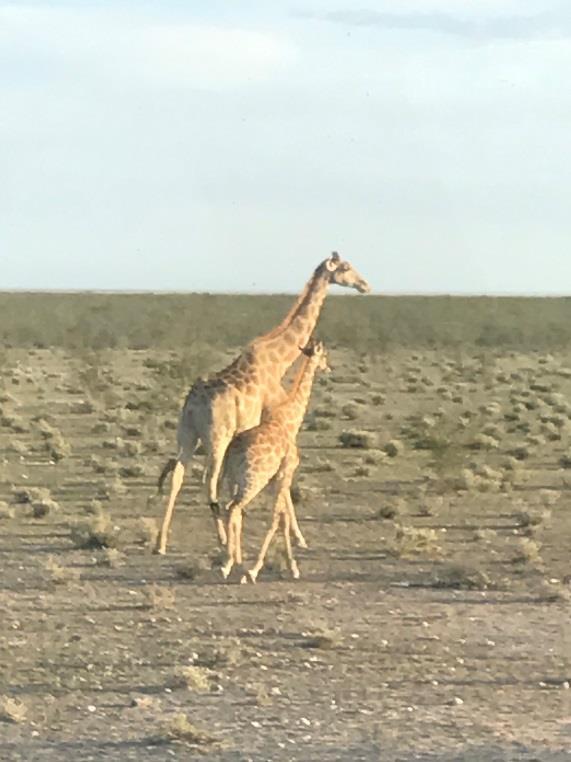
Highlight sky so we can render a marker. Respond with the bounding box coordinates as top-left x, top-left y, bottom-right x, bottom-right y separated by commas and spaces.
1, 0, 570, 294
